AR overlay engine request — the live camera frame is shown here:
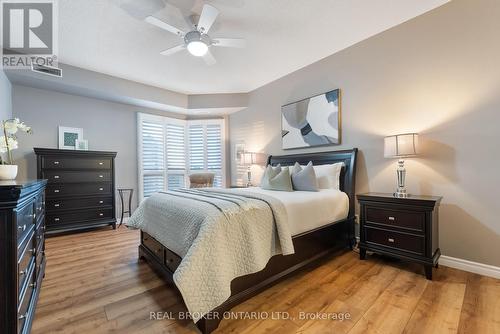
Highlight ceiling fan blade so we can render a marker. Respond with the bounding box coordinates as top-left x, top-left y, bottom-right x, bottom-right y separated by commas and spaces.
145, 16, 185, 36
203, 50, 217, 65
197, 4, 219, 33
160, 44, 186, 56
213, 38, 246, 48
